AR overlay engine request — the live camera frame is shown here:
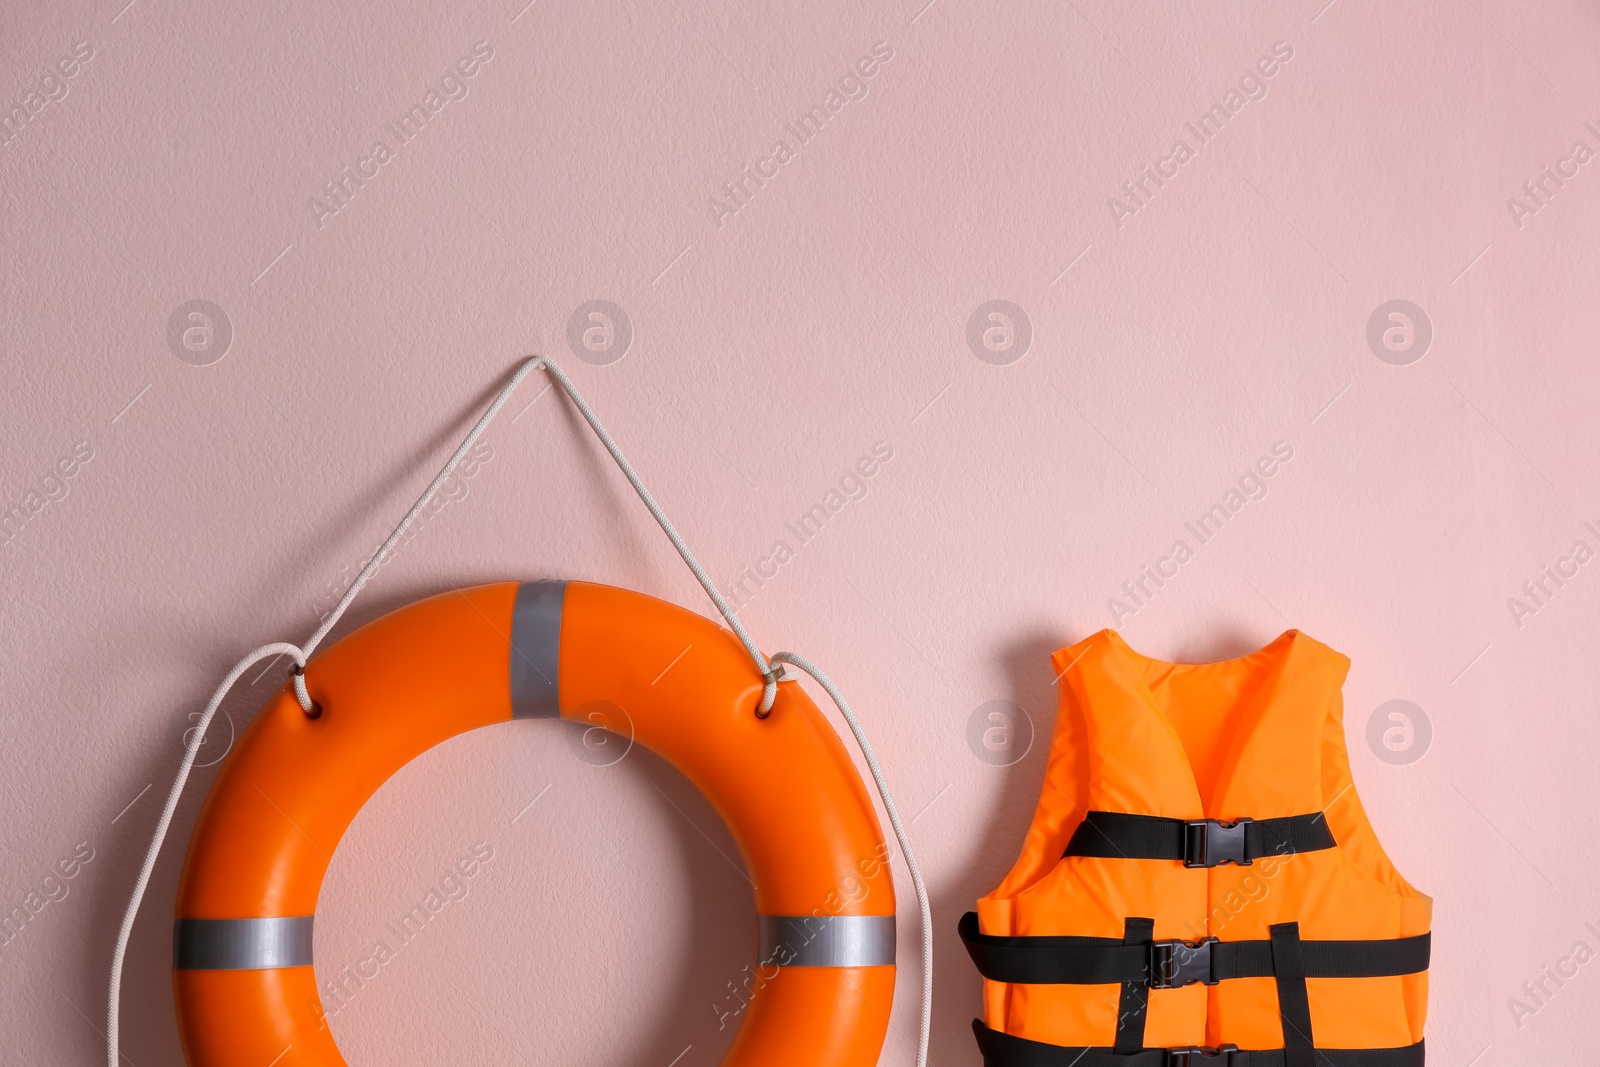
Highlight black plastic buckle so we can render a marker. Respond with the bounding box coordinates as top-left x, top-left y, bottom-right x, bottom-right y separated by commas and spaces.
1183, 818, 1252, 868
1166, 1045, 1240, 1065
1149, 936, 1219, 988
